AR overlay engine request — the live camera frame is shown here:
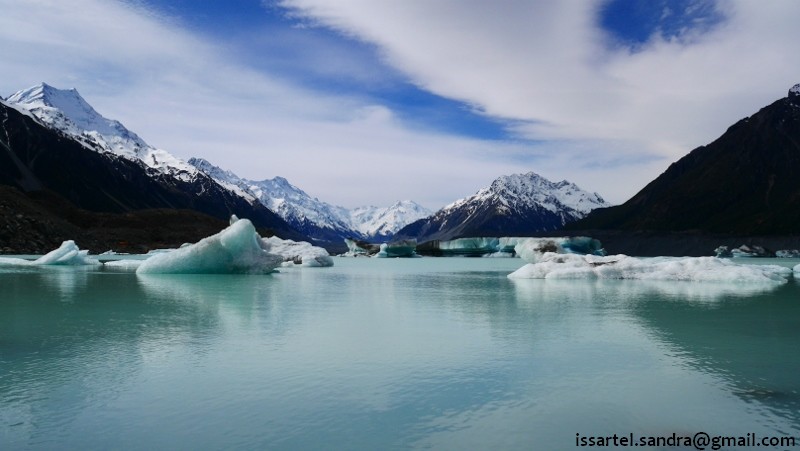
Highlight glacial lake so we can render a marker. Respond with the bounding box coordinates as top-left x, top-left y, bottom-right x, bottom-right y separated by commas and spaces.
2, 257, 800, 449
